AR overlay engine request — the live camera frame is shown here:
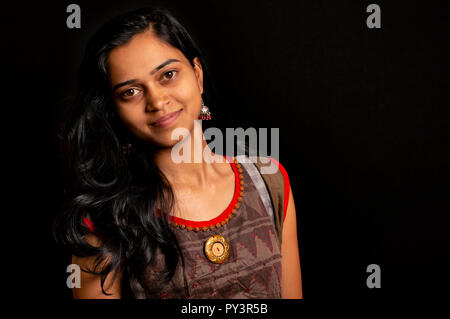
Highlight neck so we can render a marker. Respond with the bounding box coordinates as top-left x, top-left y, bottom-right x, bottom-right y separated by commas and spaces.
153, 120, 227, 187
